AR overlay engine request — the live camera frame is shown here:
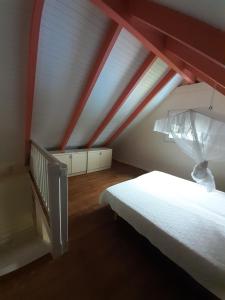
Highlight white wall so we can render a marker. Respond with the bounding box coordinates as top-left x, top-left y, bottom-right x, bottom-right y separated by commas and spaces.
0, 171, 33, 243
0, 0, 33, 171
113, 83, 225, 191
0, 1, 34, 242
